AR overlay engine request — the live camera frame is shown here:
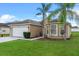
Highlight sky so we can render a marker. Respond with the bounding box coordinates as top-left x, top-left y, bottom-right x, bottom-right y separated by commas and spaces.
0, 3, 79, 26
